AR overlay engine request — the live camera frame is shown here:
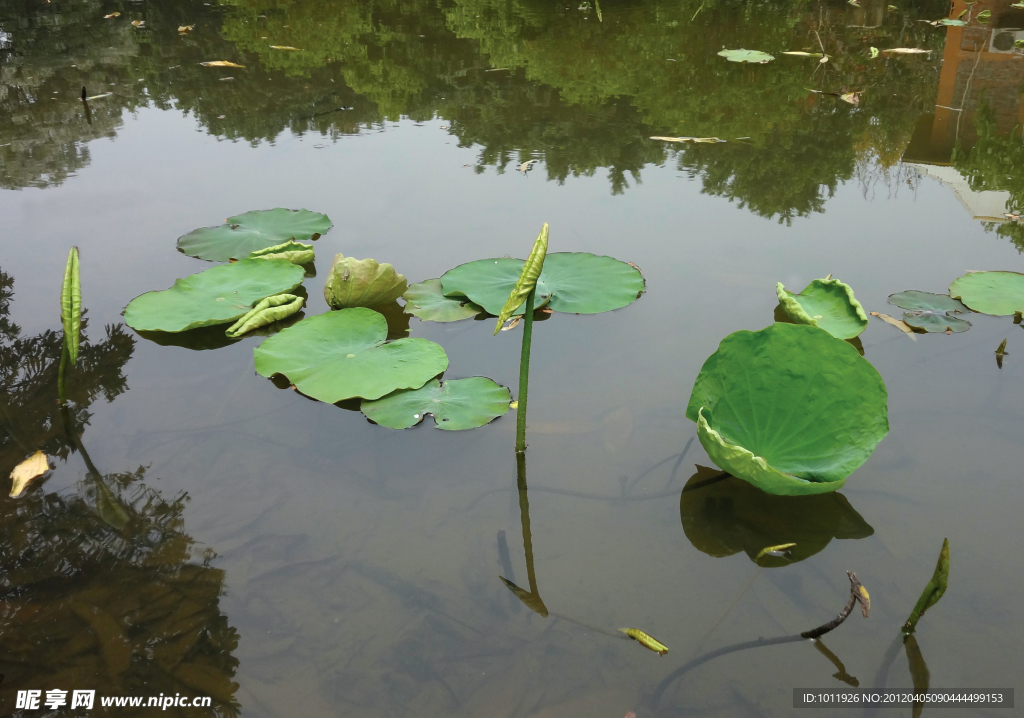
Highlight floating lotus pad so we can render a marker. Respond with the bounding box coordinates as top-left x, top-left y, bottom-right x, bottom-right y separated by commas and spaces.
948, 271, 1024, 316
249, 240, 315, 265
776, 278, 868, 339
679, 466, 873, 567
324, 255, 408, 309
685, 323, 888, 496
718, 49, 775, 63
440, 252, 644, 317
361, 377, 511, 430
254, 308, 447, 402
903, 311, 971, 333
177, 208, 332, 261
403, 279, 483, 322
124, 259, 305, 333
888, 290, 969, 314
